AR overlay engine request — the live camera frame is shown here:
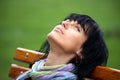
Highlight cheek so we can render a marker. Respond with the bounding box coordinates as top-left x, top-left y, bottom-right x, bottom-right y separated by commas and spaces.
63, 34, 82, 52
64, 31, 87, 52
